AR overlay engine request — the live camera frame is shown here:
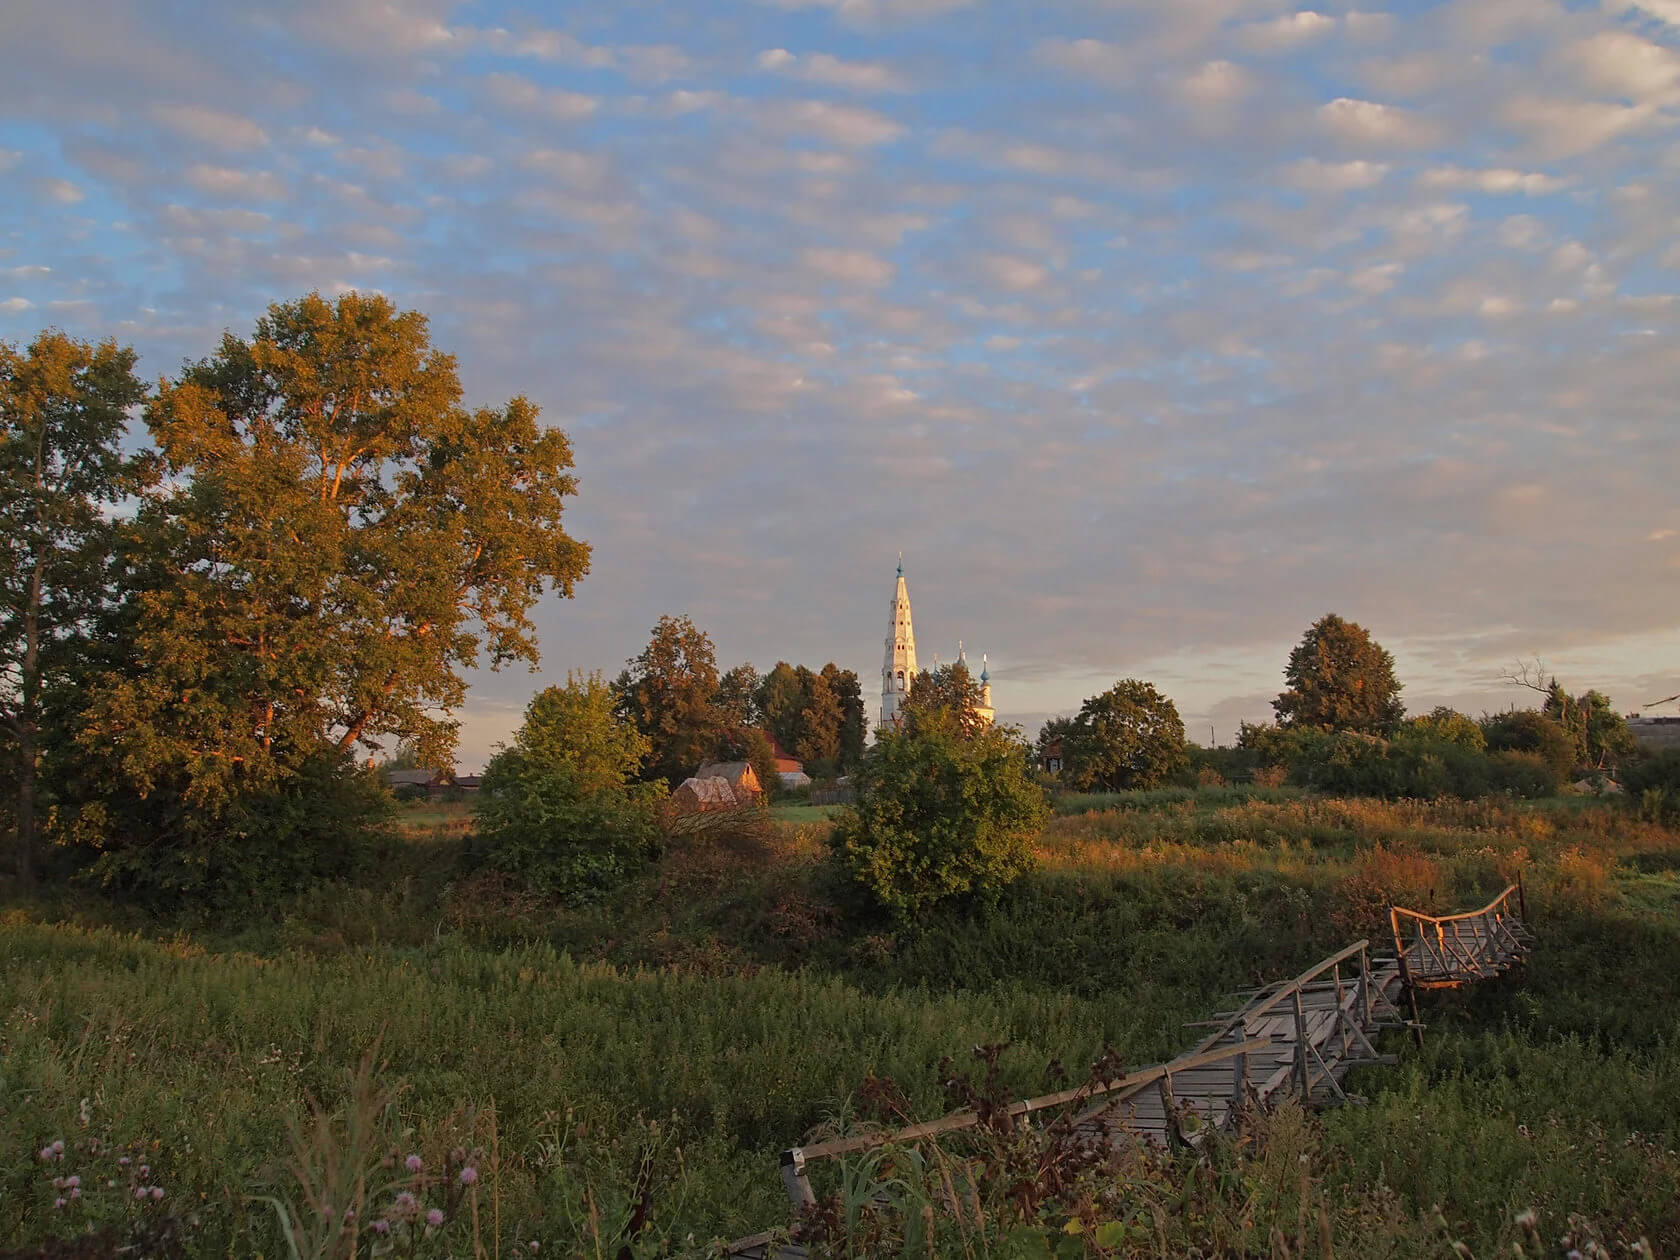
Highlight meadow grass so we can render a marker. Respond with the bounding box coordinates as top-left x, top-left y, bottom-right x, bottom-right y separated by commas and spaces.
2, 789, 1677, 1254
